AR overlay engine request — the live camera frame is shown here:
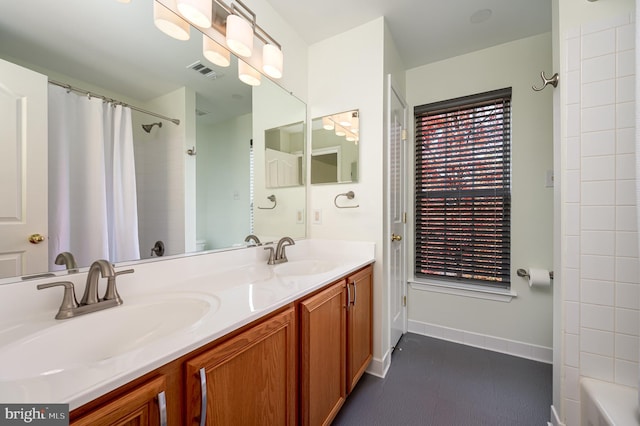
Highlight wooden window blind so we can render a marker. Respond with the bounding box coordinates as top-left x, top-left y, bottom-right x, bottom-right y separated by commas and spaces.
414, 88, 512, 287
